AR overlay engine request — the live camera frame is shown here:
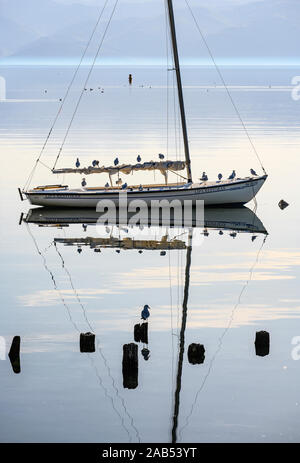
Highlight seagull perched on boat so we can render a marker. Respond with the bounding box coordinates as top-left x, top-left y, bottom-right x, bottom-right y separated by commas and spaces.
76, 158, 80, 168
81, 178, 87, 187
141, 305, 150, 321
137, 155, 141, 162
158, 153, 165, 160
228, 170, 236, 180
250, 168, 257, 176
114, 157, 119, 166
121, 182, 128, 189
218, 173, 223, 181
92, 160, 99, 167
200, 172, 208, 181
